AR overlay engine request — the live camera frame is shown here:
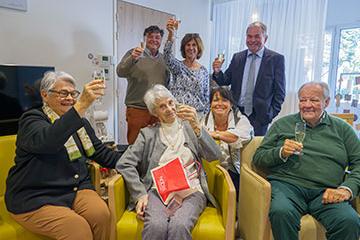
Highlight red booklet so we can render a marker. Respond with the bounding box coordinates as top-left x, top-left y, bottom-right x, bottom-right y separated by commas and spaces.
151, 157, 195, 205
